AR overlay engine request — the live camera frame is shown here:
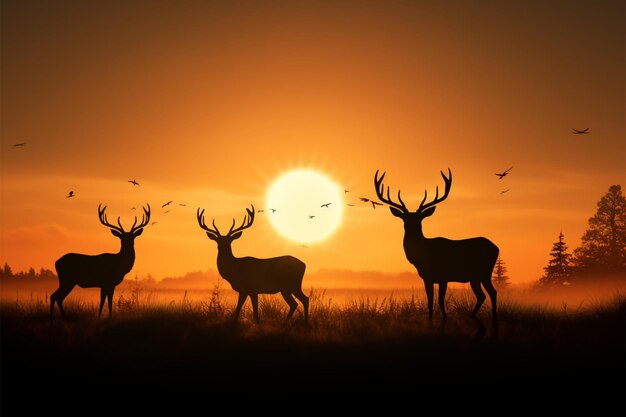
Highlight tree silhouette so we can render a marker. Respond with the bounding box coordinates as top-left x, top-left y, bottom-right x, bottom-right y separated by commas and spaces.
1, 263, 13, 279
573, 185, 626, 274
539, 231, 572, 286
491, 257, 510, 288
